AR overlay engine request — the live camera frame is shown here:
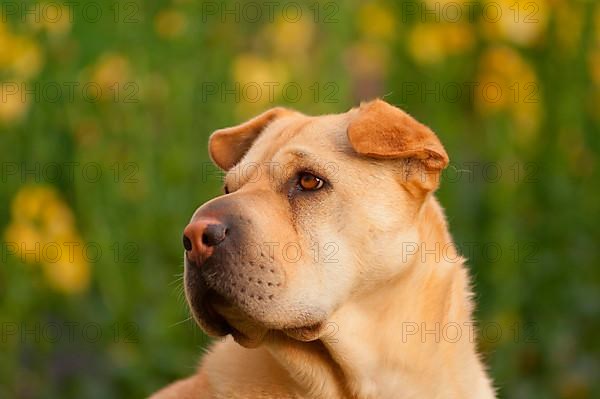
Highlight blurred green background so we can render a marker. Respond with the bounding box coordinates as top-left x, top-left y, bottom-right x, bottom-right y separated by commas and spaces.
1, 0, 599, 398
